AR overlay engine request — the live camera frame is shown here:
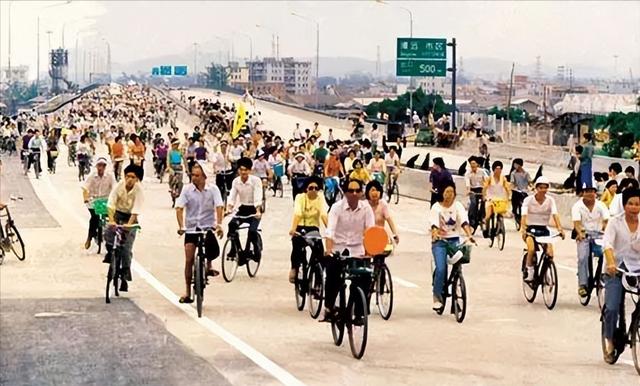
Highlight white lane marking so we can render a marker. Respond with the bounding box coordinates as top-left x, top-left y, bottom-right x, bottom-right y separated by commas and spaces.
36, 169, 308, 386
132, 261, 307, 386
393, 277, 420, 289
396, 225, 428, 235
